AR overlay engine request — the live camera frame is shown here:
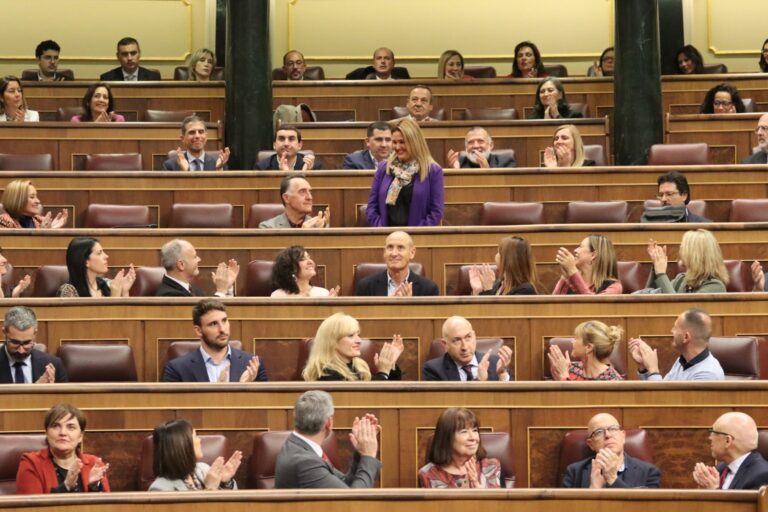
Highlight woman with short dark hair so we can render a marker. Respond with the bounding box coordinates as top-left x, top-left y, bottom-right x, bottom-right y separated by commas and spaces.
510, 41, 547, 78
675, 45, 705, 74
270, 245, 338, 297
